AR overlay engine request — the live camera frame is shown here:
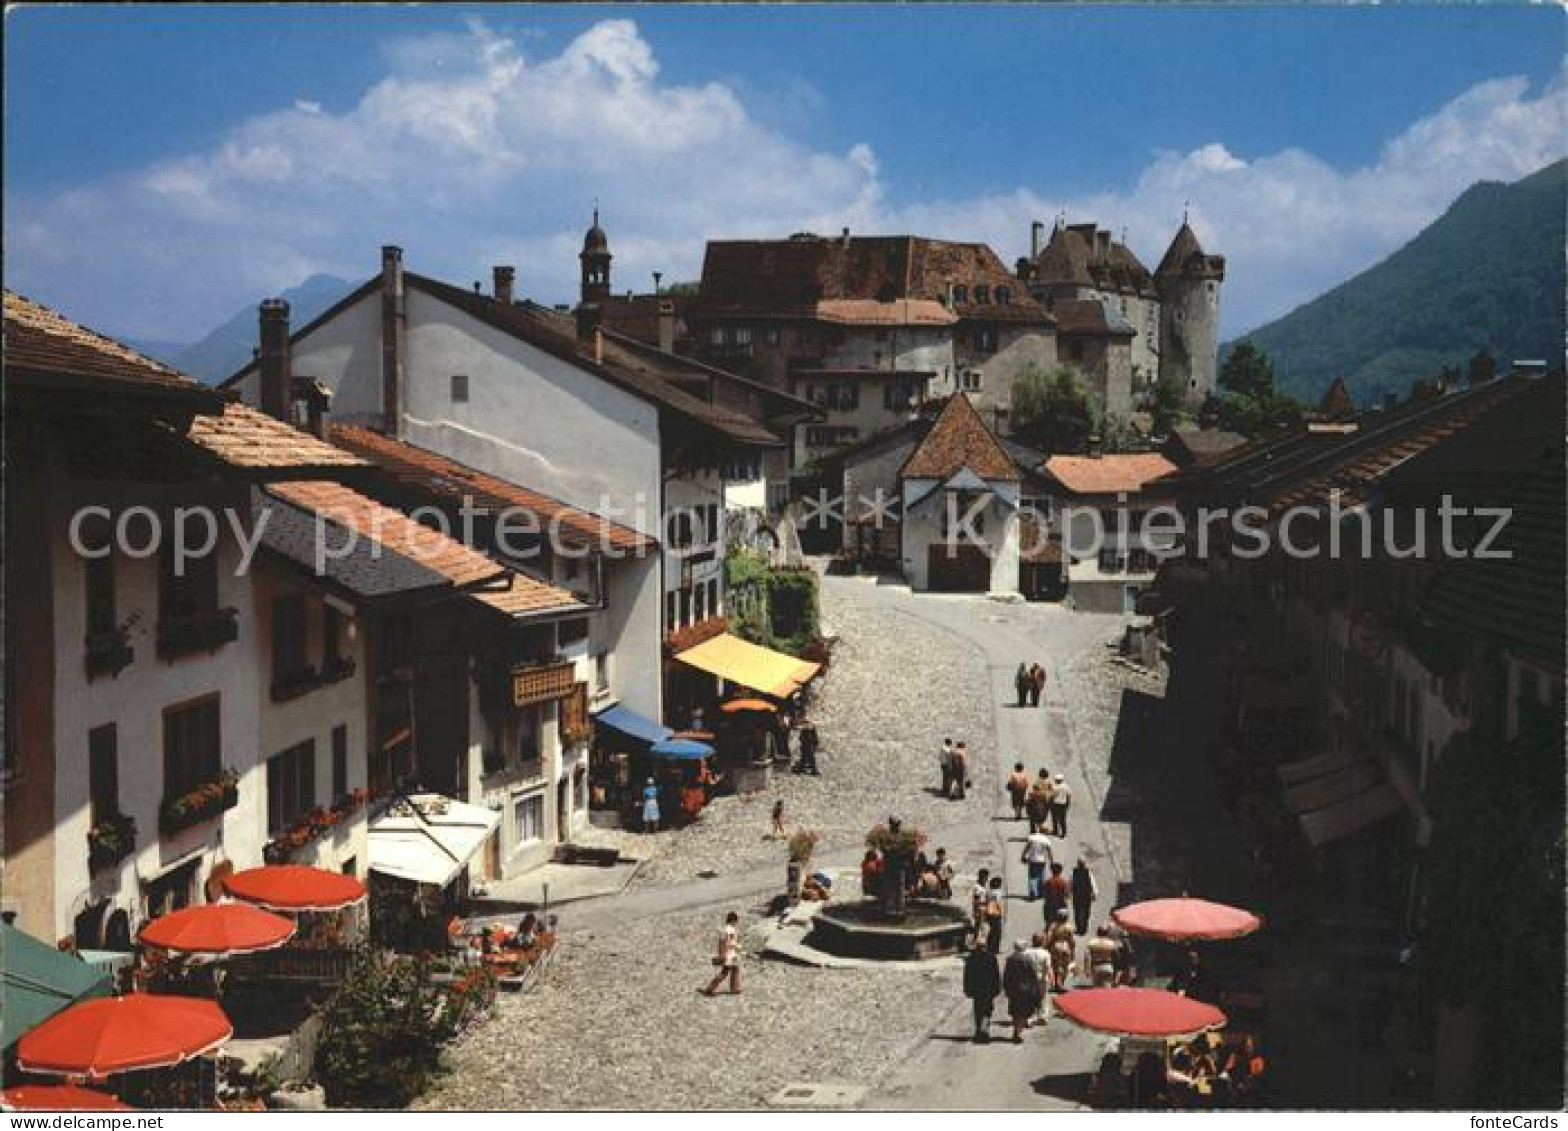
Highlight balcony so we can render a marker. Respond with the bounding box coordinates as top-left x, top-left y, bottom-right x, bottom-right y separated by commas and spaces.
159, 768, 239, 836
87, 811, 137, 873
156, 607, 239, 661
84, 630, 134, 680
